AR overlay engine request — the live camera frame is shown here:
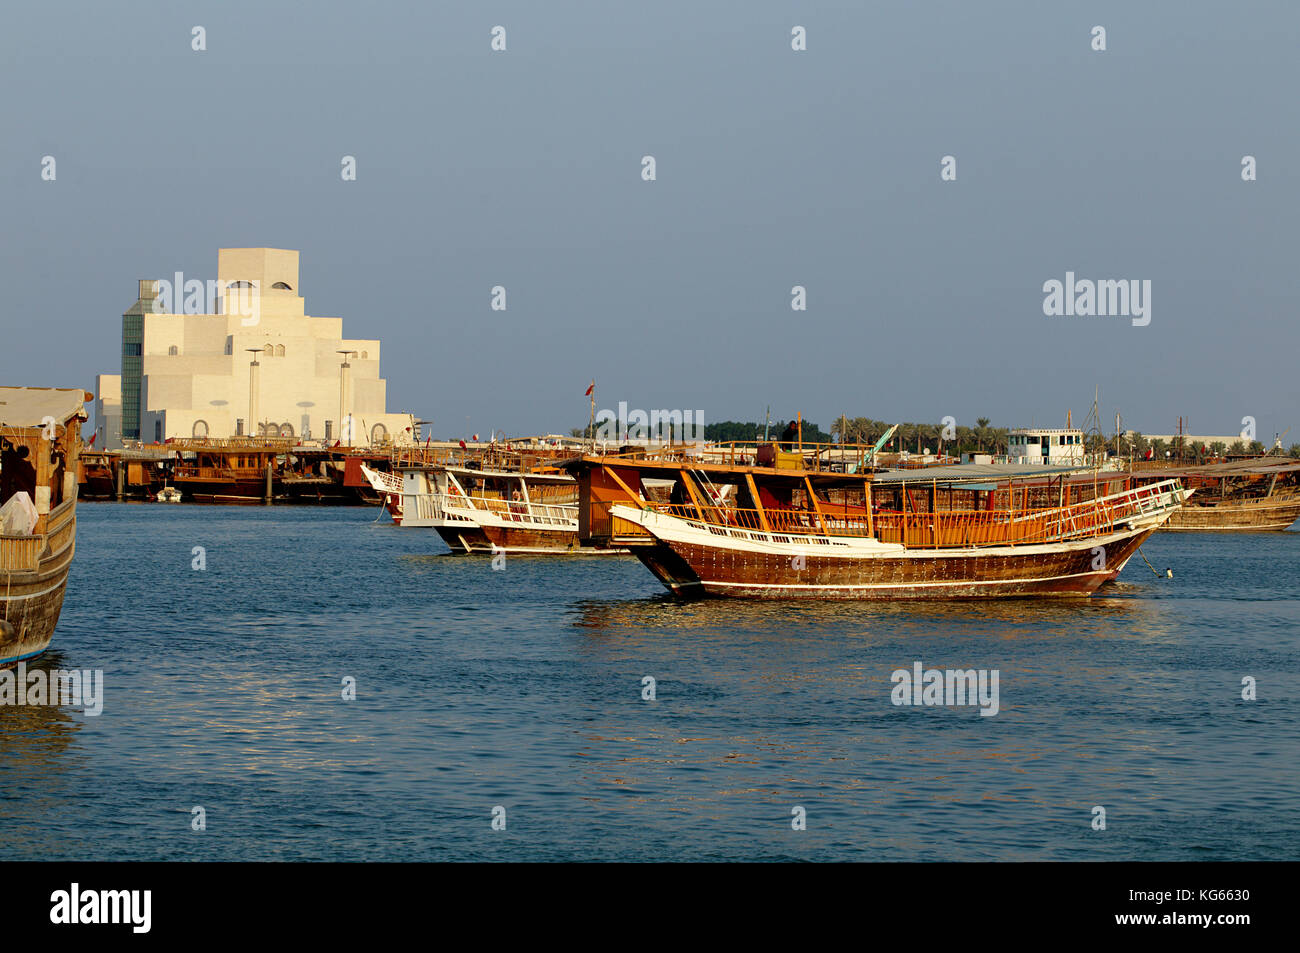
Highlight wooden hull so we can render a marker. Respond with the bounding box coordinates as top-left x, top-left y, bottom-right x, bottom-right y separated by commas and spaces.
279, 478, 363, 505
1, 499, 76, 667
434, 523, 623, 555
78, 468, 116, 500
1162, 493, 1300, 532
173, 477, 268, 505
614, 504, 1161, 600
